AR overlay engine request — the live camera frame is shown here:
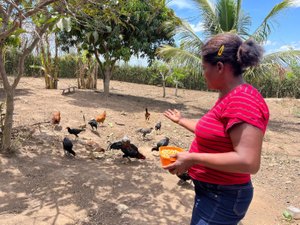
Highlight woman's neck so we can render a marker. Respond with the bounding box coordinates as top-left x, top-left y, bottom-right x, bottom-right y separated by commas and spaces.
219, 76, 245, 98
